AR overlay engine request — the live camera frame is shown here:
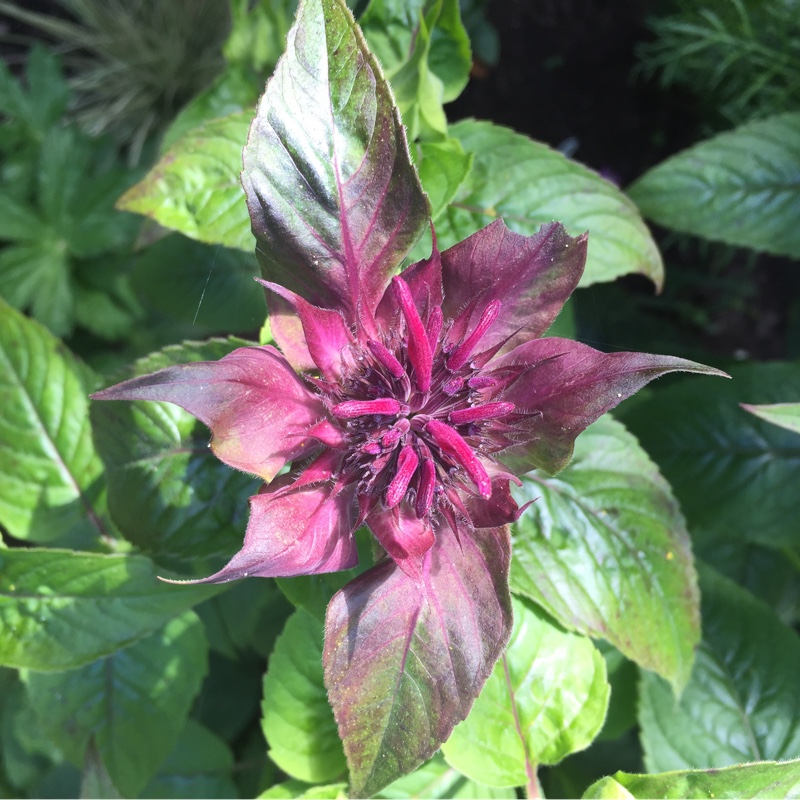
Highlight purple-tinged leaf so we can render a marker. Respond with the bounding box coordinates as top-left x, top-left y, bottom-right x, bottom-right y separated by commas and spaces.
242, 0, 429, 330
167, 480, 359, 584
92, 346, 325, 482
439, 219, 587, 352
492, 337, 729, 475
323, 523, 513, 798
